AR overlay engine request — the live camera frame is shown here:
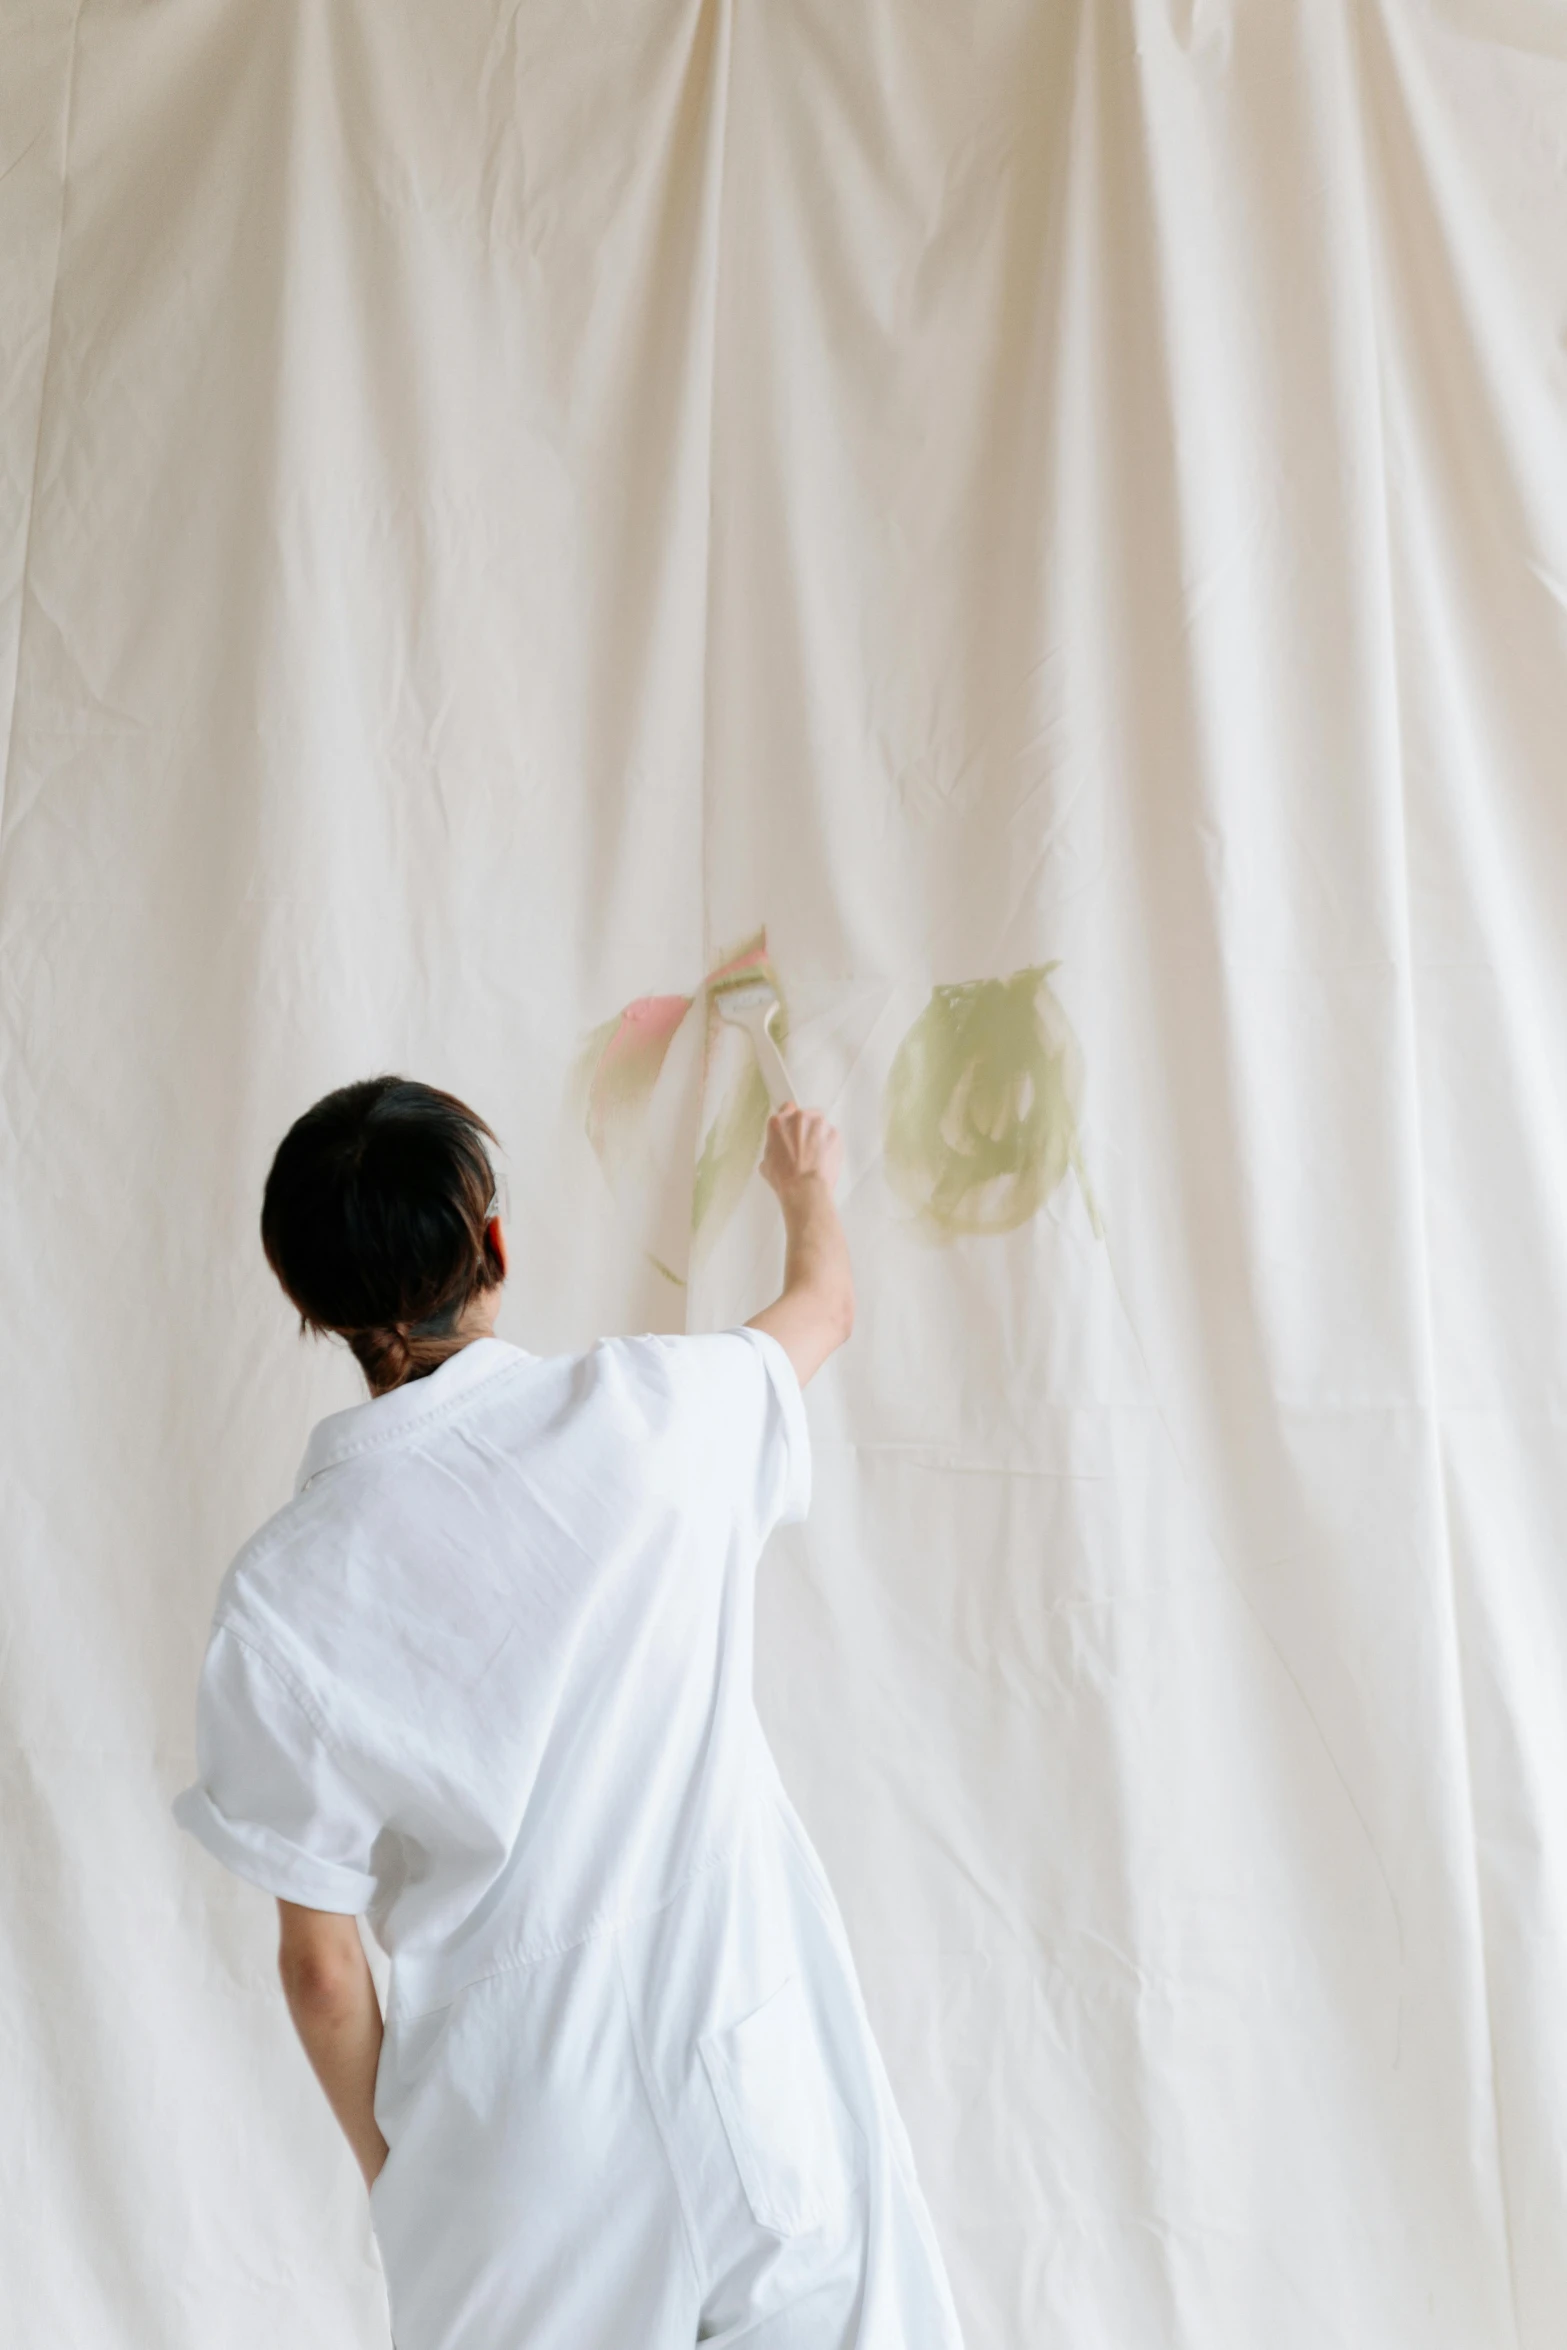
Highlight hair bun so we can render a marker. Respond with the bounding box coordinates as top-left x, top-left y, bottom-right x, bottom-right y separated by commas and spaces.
356, 1324, 414, 1389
